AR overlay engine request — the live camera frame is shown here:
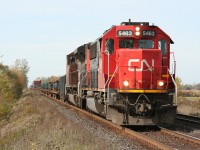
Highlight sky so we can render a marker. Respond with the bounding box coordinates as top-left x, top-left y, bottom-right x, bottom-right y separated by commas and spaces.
0, 0, 200, 85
